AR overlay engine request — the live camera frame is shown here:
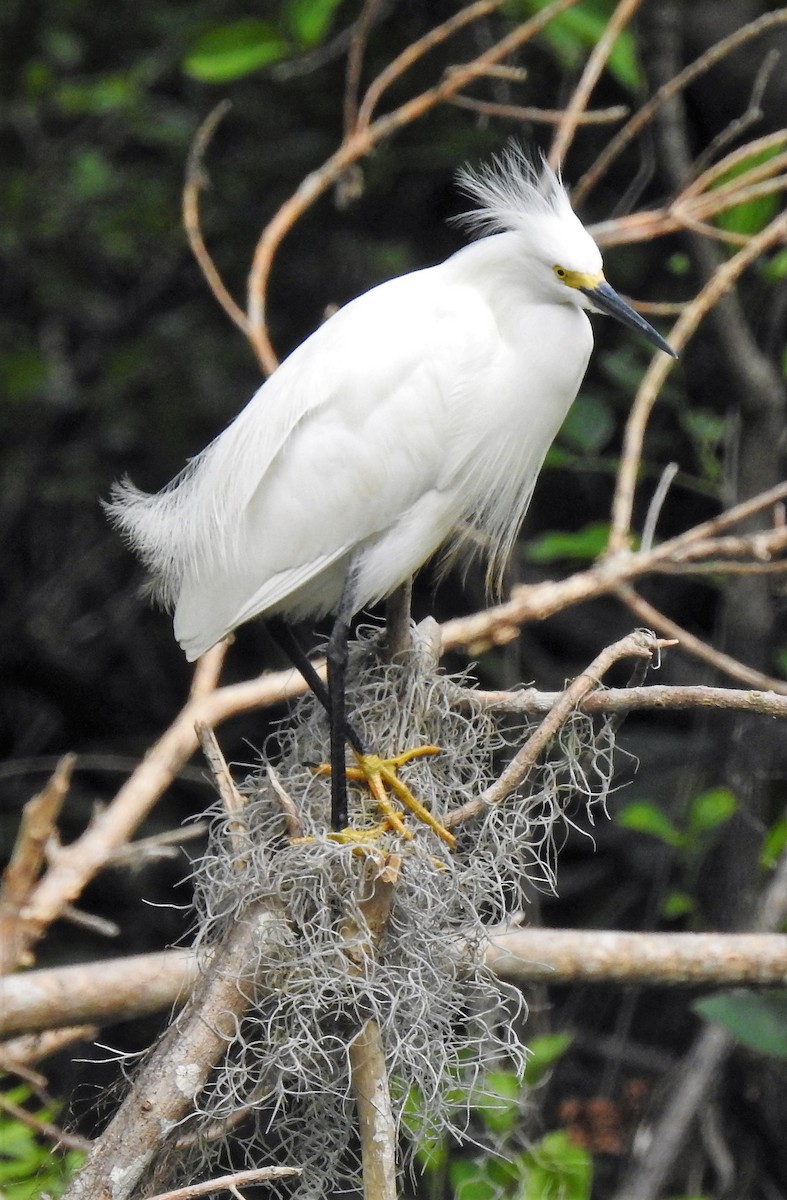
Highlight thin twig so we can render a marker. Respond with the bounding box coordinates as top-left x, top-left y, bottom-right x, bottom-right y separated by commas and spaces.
246, 0, 581, 370
607, 209, 787, 554
444, 630, 669, 828
548, 0, 643, 168
450, 95, 628, 126
616, 585, 787, 695
144, 1167, 302, 1200
195, 721, 247, 868
468, 682, 787, 720
266, 764, 304, 838
343, 0, 386, 135
0, 1026, 99, 1071
573, 8, 787, 205
182, 103, 249, 337
641, 462, 679, 553
355, 0, 505, 131
0, 754, 74, 973
688, 50, 781, 181
189, 639, 229, 699
0, 1091, 92, 1153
